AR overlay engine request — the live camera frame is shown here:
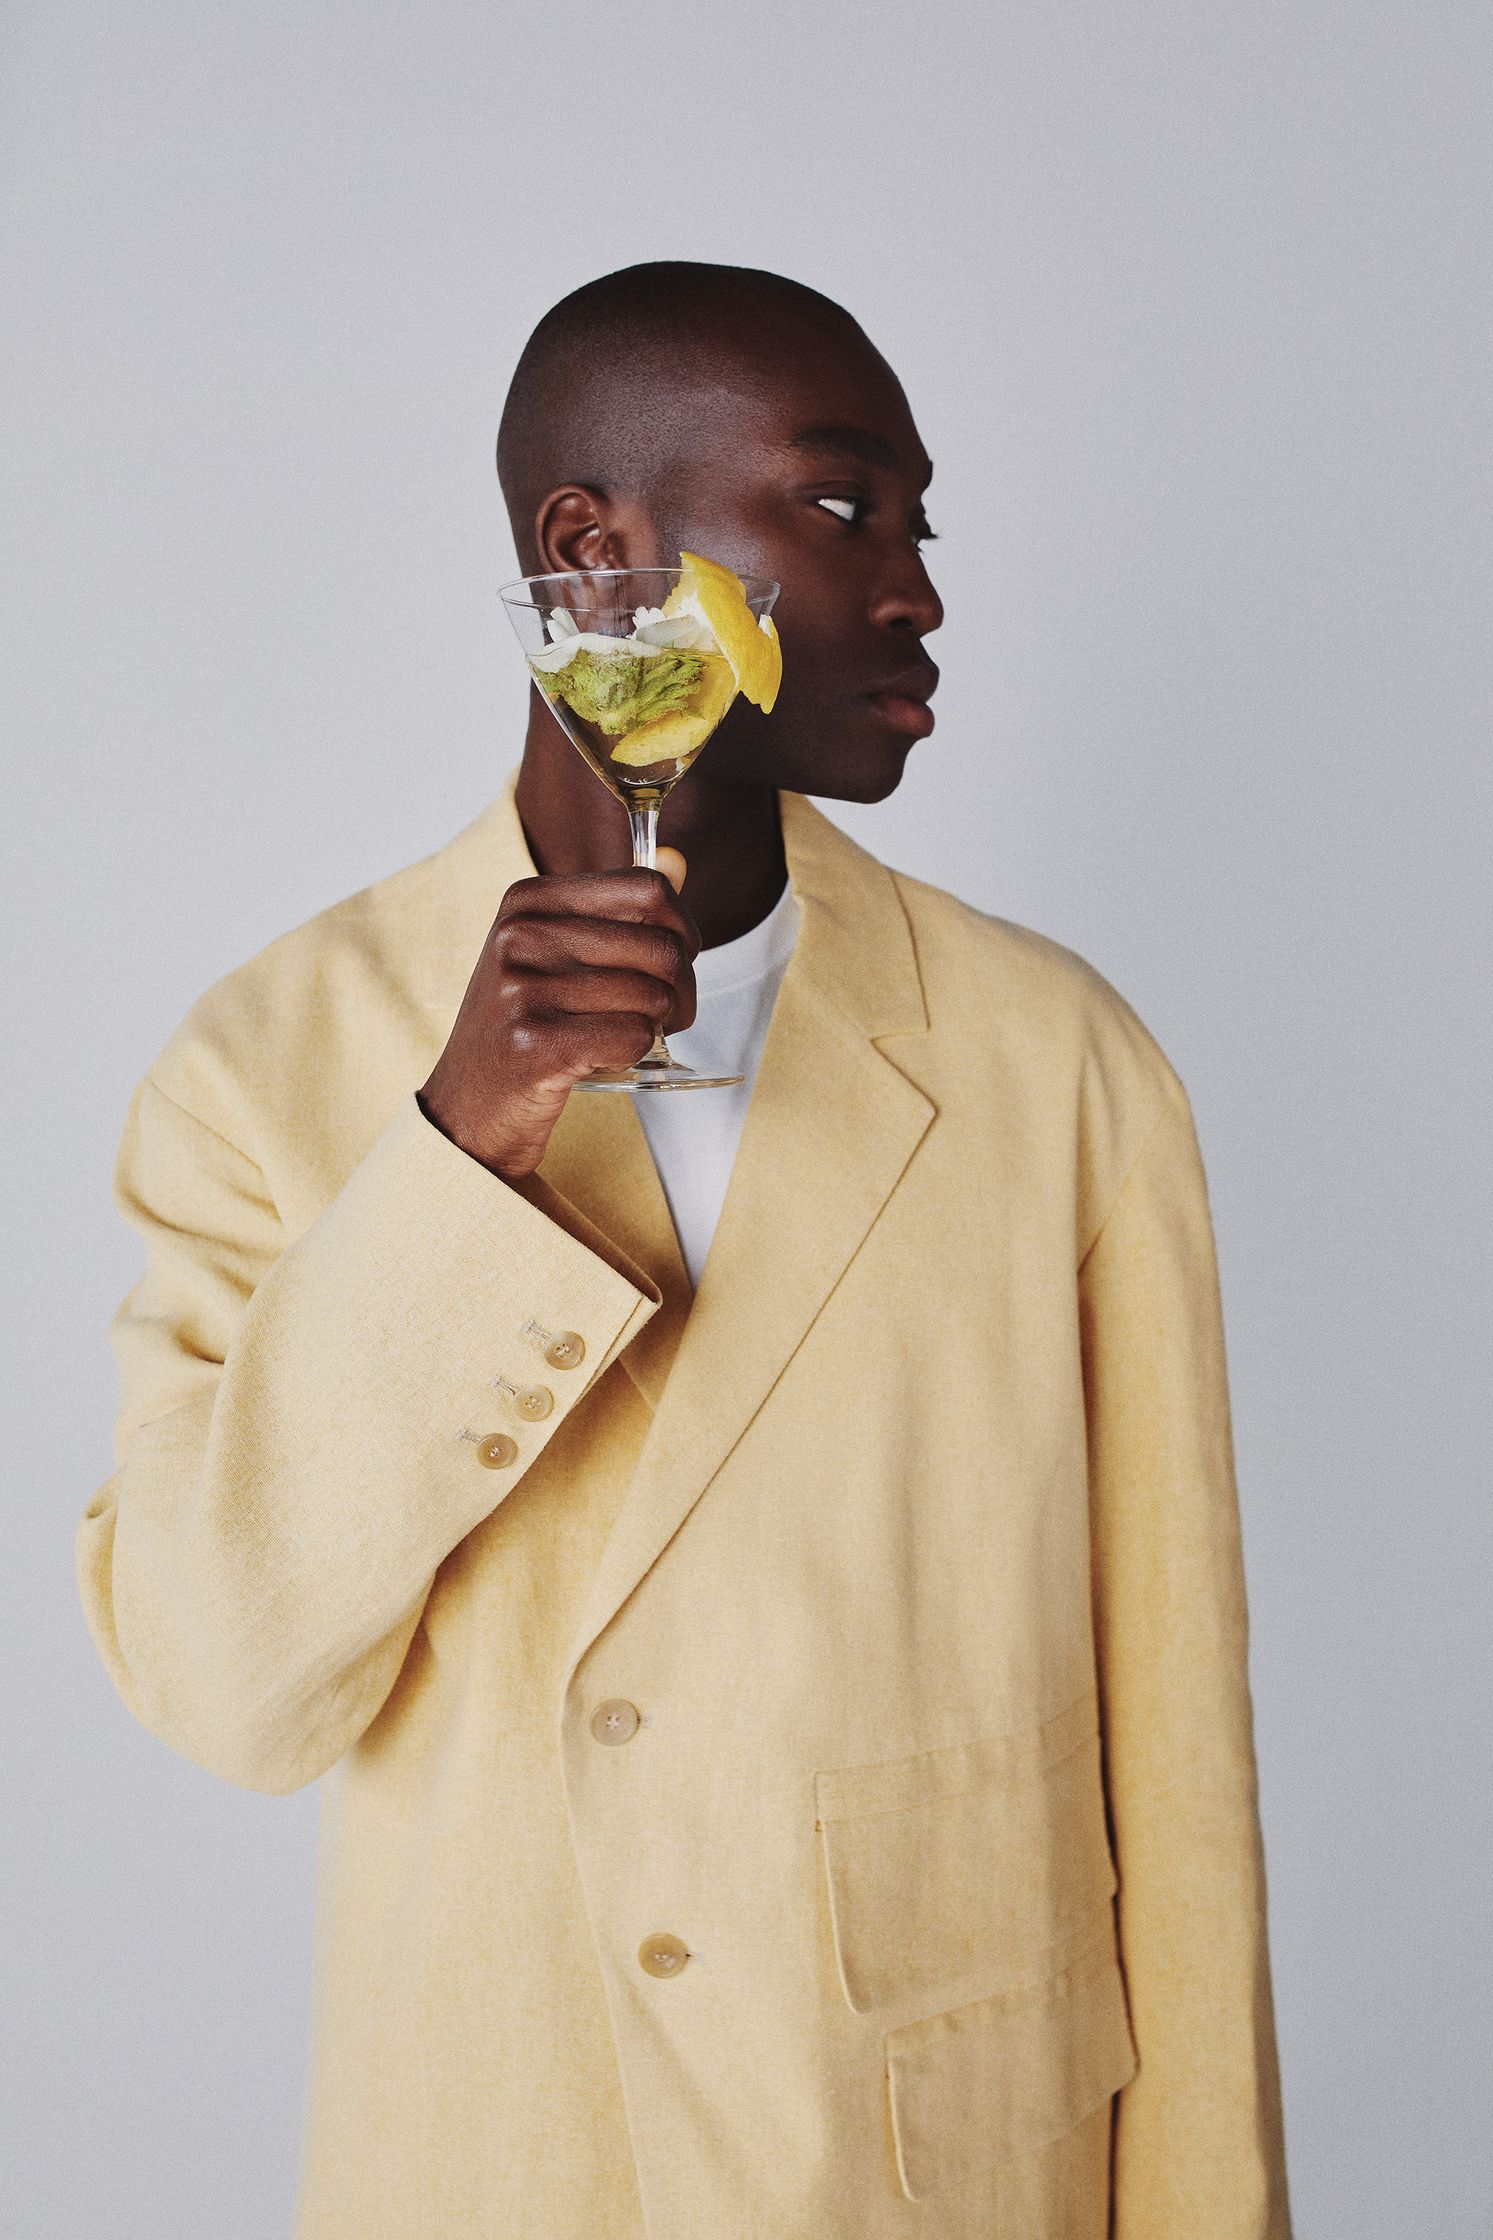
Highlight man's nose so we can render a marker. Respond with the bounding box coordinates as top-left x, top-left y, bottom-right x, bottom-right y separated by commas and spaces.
869, 549, 943, 637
